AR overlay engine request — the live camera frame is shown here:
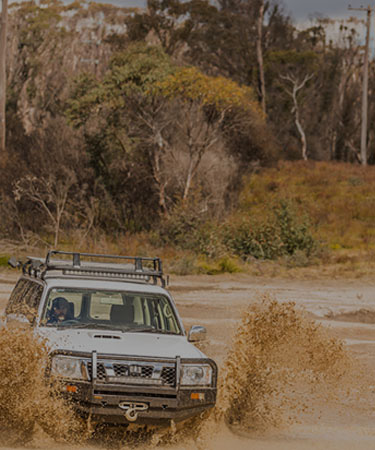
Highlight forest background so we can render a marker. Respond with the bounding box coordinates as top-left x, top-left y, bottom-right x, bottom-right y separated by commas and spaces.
1, 0, 375, 277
